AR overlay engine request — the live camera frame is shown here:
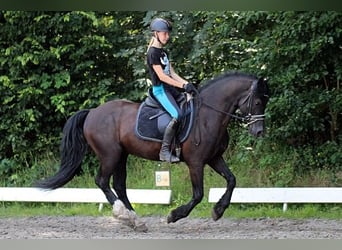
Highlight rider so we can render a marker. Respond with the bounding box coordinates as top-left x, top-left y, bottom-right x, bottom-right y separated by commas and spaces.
146, 17, 197, 163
